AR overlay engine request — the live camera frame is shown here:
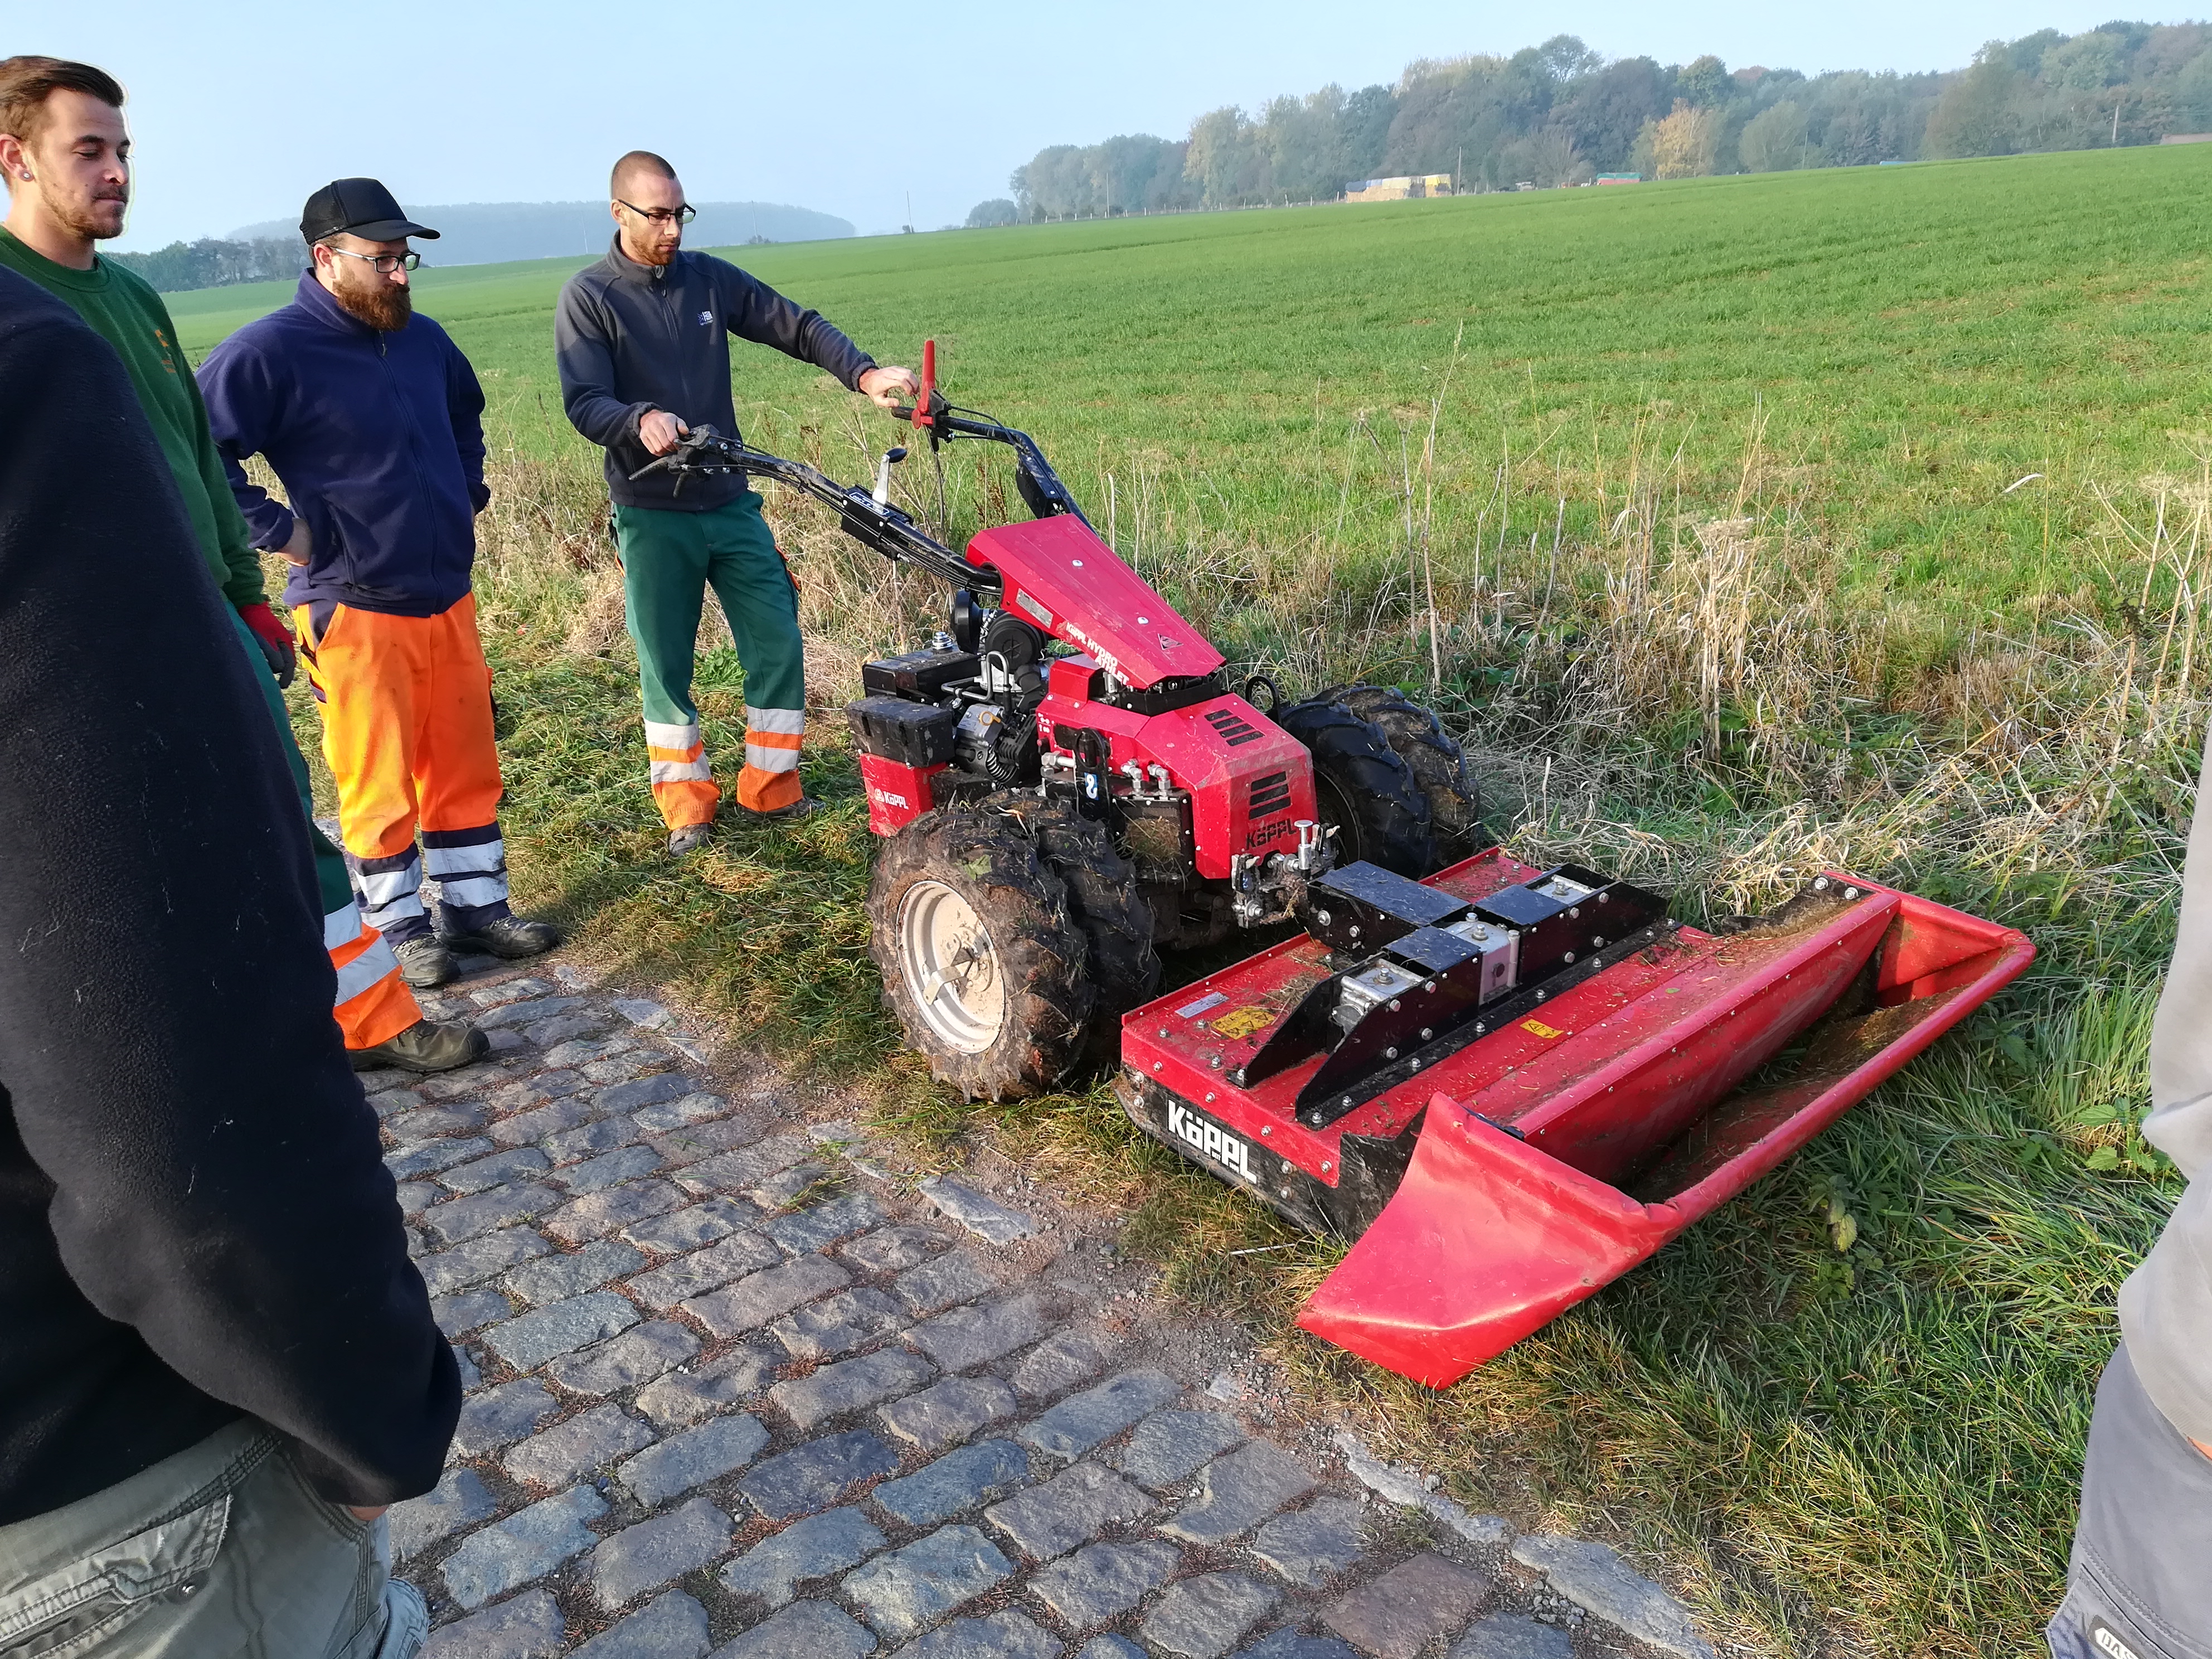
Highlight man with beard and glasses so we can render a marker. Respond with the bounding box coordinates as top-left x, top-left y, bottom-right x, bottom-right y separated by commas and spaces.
0, 57, 481, 1075
201, 179, 560, 991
